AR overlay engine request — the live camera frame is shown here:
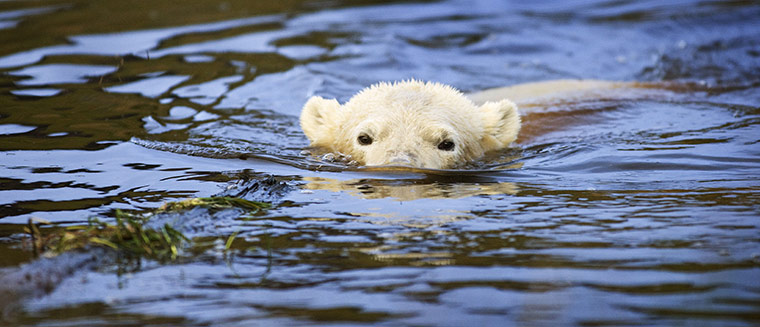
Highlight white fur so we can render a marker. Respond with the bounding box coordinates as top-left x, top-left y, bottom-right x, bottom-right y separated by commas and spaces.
300, 80, 520, 169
